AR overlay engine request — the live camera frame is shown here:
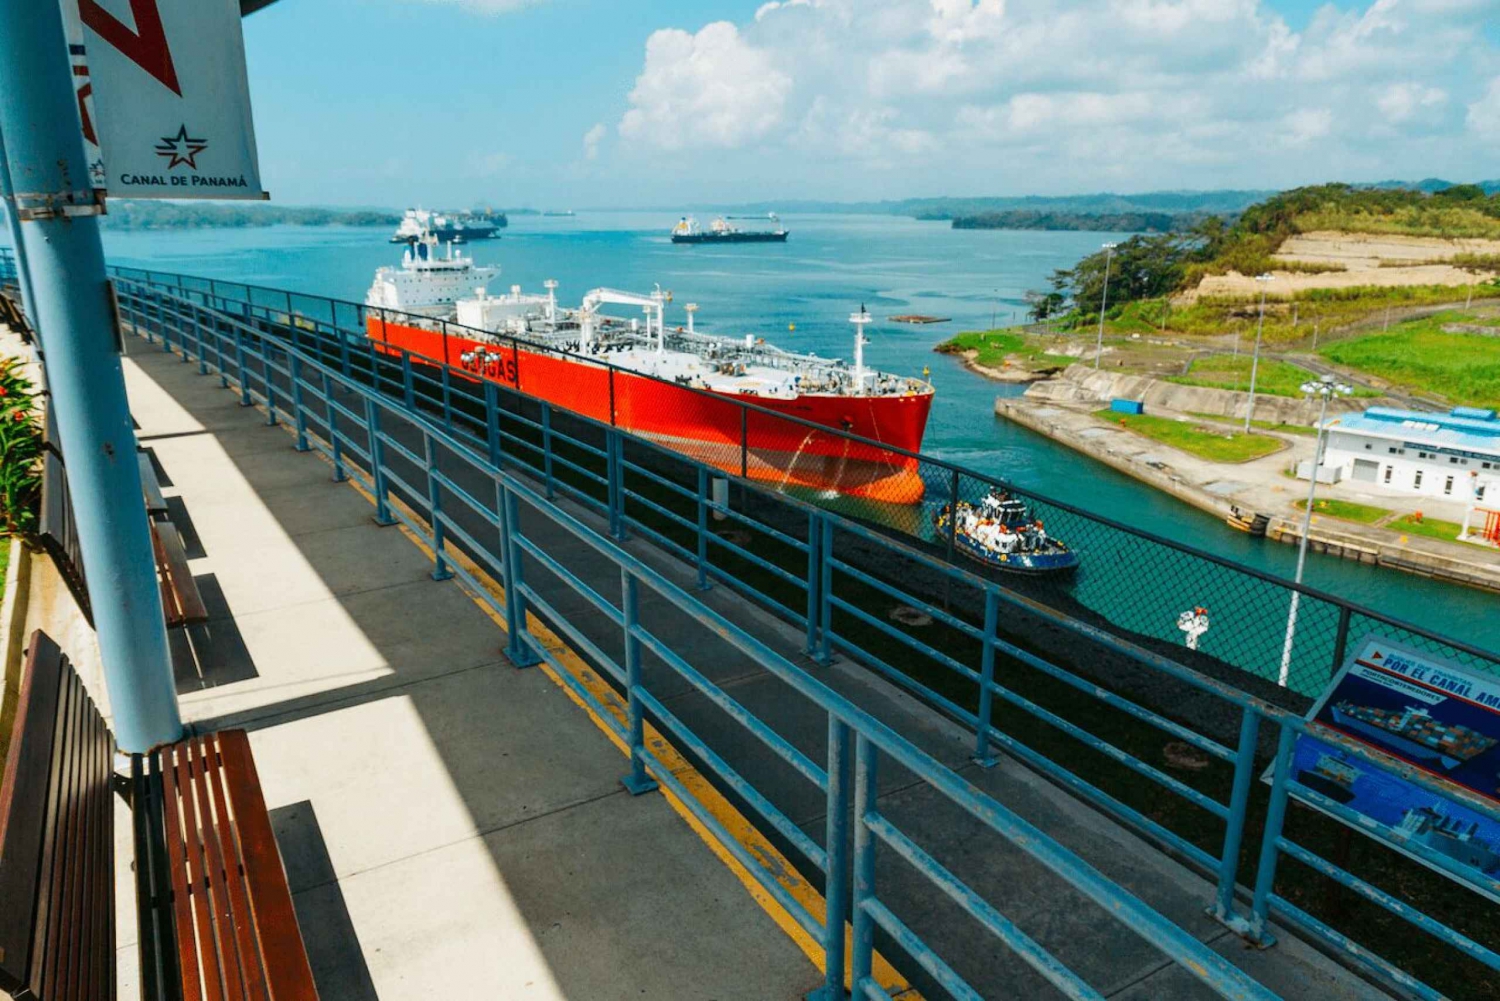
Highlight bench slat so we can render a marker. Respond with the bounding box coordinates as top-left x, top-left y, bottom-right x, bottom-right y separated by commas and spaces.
217, 731, 318, 1000
160, 746, 207, 1001
38, 664, 82, 1000
0, 634, 65, 994
200, 736, 271, 1000
152, 521, 209, 628
140, 451, 169, 515
187, 737, 248, 1001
